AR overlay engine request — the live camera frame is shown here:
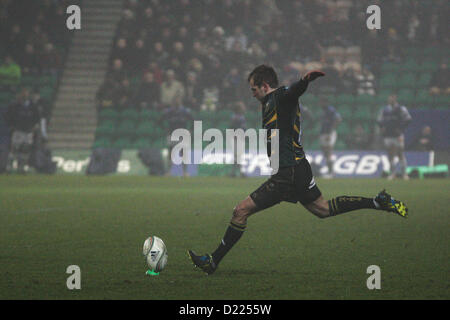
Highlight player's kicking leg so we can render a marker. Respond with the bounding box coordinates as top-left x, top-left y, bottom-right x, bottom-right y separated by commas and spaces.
304, 189, 408, 218
188, 196, 260, 275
